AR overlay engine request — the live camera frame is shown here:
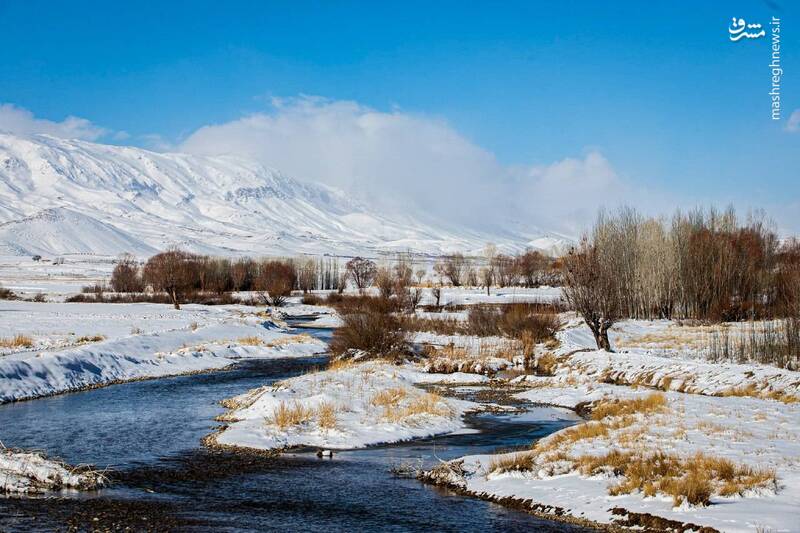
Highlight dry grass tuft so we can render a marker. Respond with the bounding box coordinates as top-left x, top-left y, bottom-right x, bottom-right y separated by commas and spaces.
378, 391, 452, 422
371, 387, 408, 409
0, 334, 34, 348
535, 421, 609, 455
75, 334, 106, 344
591, 393, 668, 420
317, 401, 338, 429
718, 383, 800, 404
574, 450, 776, 507
268, 401, 314, 429
238, 336, 264, 346
489, 451, 537, 474
327, 357, 356, 371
